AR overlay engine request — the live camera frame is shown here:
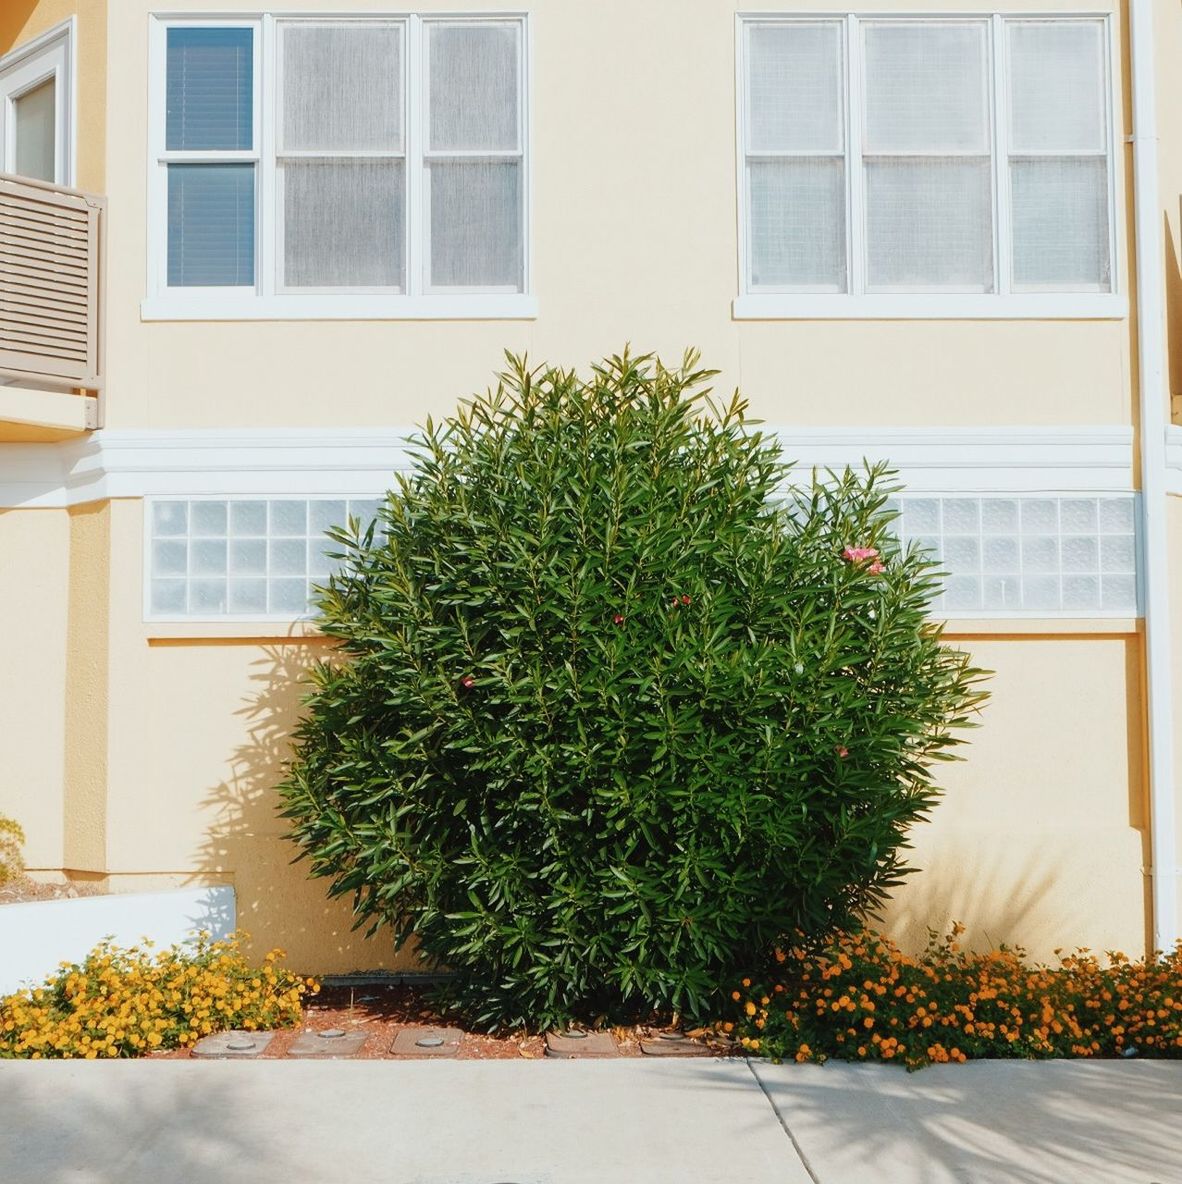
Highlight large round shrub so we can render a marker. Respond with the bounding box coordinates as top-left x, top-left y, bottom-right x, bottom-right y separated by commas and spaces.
279, 351, 987, 1027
